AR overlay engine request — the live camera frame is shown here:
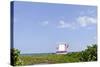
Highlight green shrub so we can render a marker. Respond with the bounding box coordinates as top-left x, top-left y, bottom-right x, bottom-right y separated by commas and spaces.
80, 44, 97, 61
11, 48, 23, 66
